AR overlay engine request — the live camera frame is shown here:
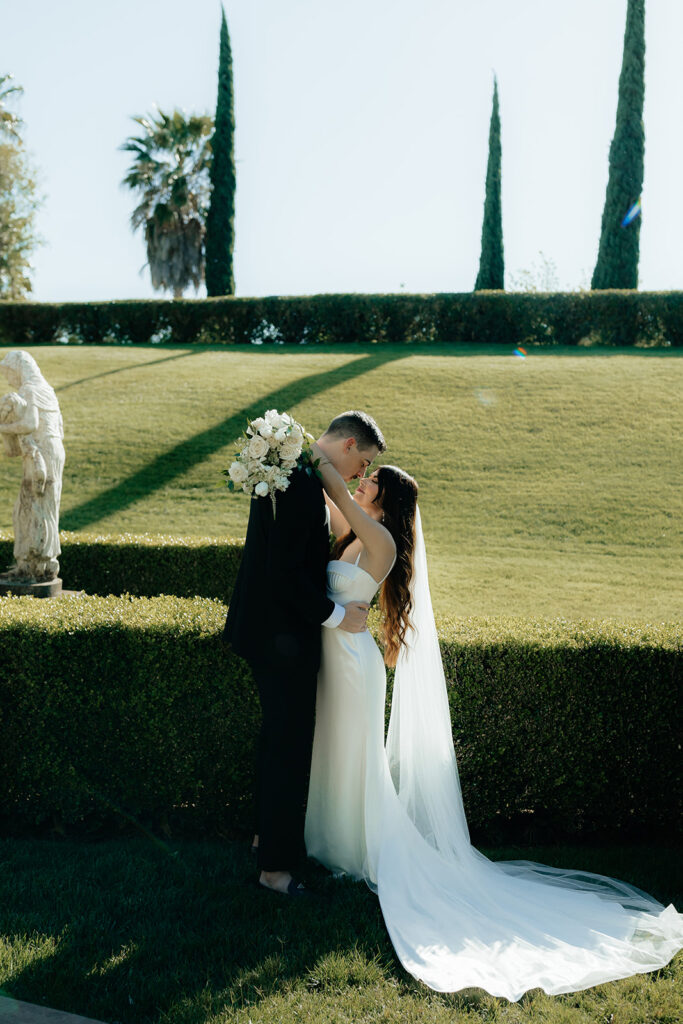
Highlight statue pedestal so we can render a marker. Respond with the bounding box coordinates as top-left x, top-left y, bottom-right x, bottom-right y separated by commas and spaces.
0, 577, 63, 598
